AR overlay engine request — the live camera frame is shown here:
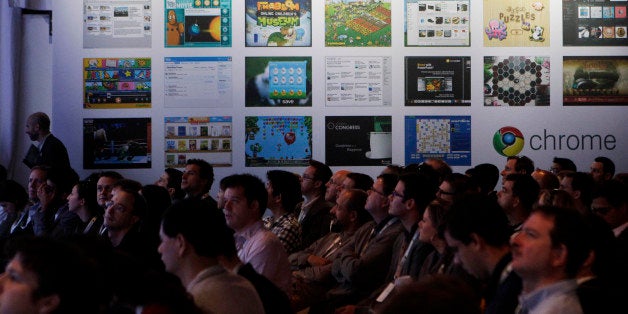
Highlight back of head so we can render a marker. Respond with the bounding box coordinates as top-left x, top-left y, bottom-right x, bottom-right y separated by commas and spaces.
0, 164, 6, 182
267, 170, 303, 212
0, 180, 29, 210
164, 168, 184, 200
346, 172, 374, 192
76, 179, 101, 216
466, 163, 499, 194
566, 171, 595, 208
514, 155, 535, 175
399, 172, 437, 215
161, 198, 230, 258
222, 173, 267, 214
141, 184, 172, 220
506, 173, 540, 211
592, 179, 627, 210
553, 157, 577, 172
47, 167, 79, 196
532, 169, 559, 191
594, 156, 615, 178
446, 194, 511, 247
